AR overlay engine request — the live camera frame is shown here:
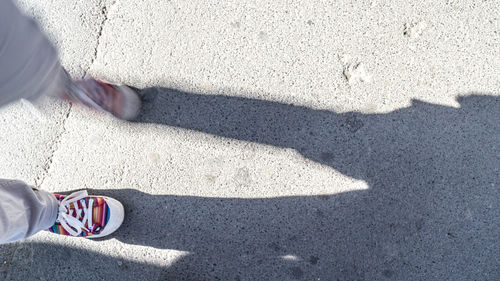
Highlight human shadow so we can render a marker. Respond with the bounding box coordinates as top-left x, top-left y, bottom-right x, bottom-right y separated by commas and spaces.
118, 90, 499, 279
136, 89, 499, 187
2, 91, 498, 281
